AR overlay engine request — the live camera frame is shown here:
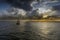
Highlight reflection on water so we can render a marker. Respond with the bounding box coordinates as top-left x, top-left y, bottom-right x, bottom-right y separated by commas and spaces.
0, 21, 60, 40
